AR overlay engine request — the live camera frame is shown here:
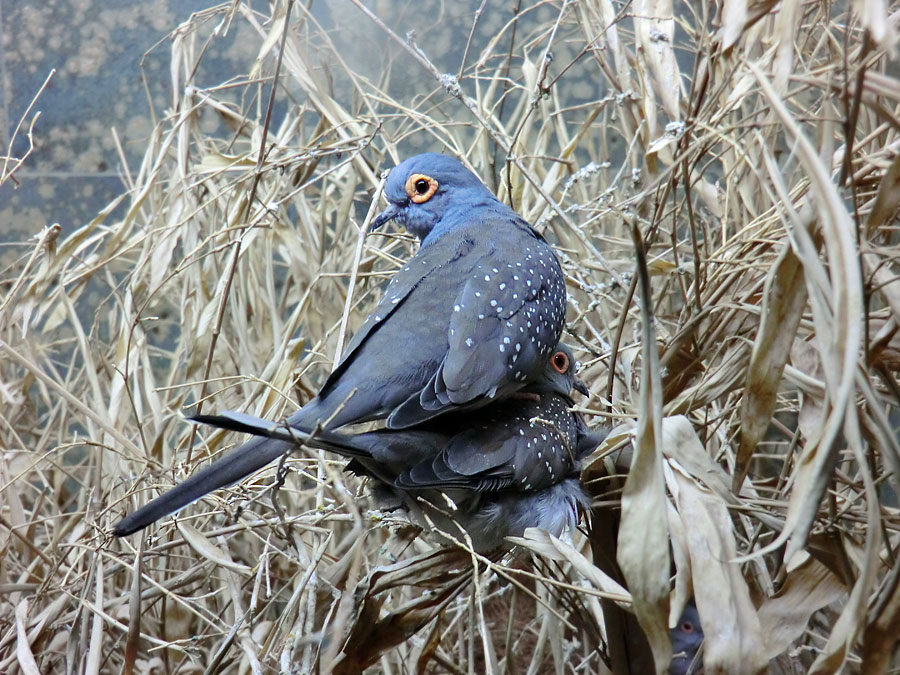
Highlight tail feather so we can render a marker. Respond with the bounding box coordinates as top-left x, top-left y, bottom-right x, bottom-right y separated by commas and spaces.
189, 411, 293, 439
193, 410, 376, 459
112, 433, 292, 536
113, 407, 376, 537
